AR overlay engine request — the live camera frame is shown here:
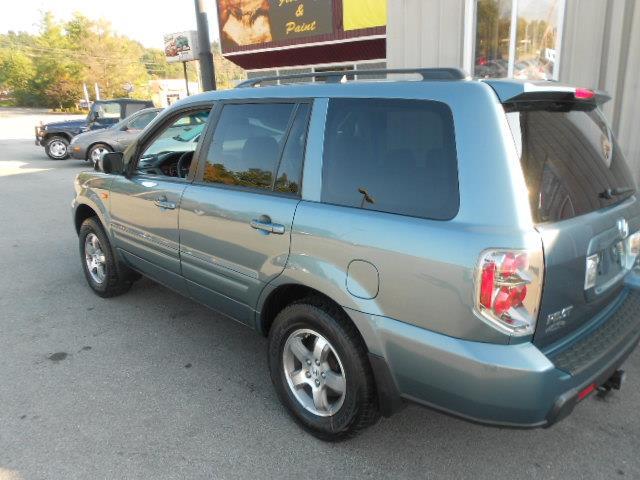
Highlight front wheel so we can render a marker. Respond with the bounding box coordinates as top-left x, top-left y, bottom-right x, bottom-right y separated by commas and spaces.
268, 298, 380, 440
44, 135, 69, 160
88, 143, 113, 165
79, 217, 136, 297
